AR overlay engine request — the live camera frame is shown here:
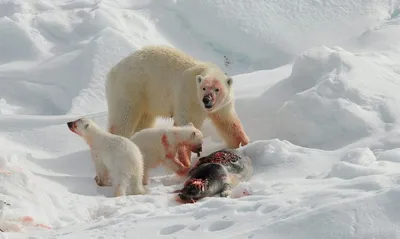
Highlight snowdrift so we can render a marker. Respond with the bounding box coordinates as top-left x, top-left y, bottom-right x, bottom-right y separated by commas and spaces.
144, 0, 397, 73
1, 0, 400, 238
